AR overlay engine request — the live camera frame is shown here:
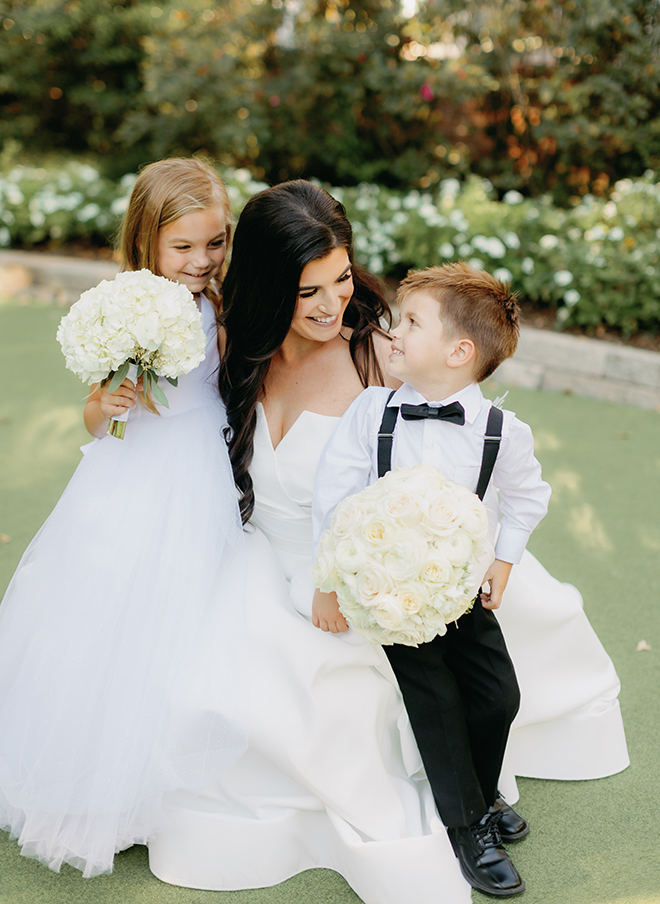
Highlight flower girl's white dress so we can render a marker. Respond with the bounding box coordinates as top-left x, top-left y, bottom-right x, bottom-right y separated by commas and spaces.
0, 297, 247, 877
148, 405, 628, 904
